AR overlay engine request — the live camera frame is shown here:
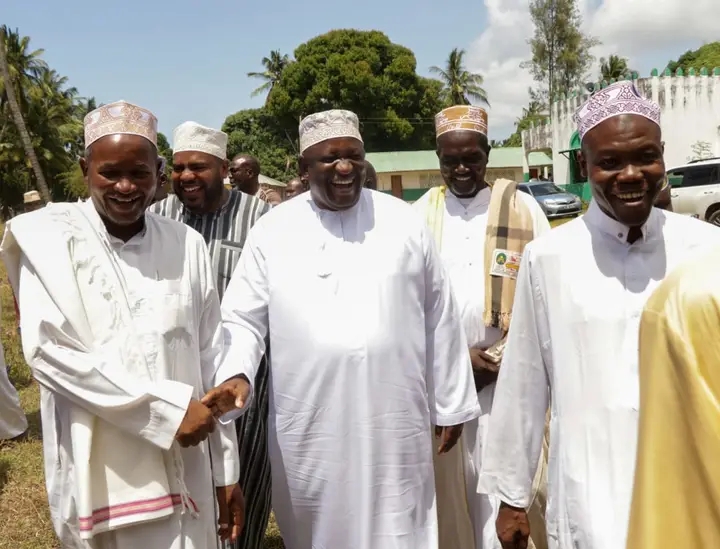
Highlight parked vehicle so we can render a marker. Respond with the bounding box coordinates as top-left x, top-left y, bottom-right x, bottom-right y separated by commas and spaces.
666, 158, 720, 224
517, 180, 583, 219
